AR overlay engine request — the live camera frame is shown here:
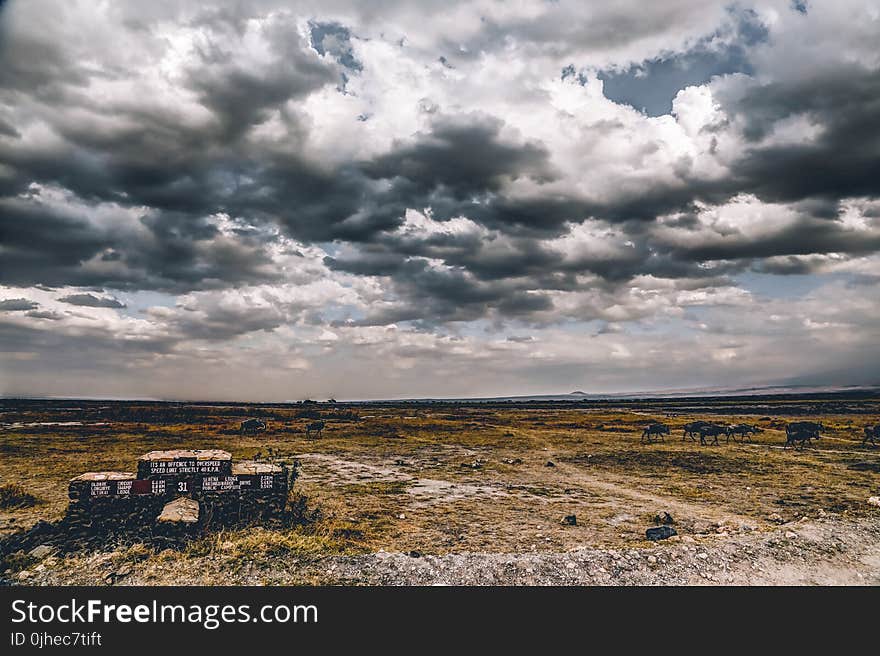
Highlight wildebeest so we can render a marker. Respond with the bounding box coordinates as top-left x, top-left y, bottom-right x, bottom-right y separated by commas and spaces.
240, 418, 267, 434
306, 420, 325, 438
785, 427, 820, 449
641, 423, 670, 443
863, 425, 879, 447
726, 423, 762, 443
785, 421, 823, 443
682, 421, 710, 441
696, 424, 728, 446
